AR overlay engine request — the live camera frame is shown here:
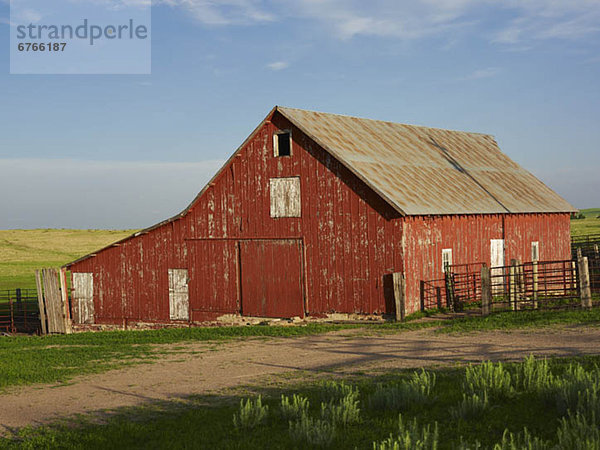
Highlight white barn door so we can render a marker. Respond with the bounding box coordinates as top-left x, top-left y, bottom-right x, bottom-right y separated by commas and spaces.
169, 269, 189, 321
72, 273, 94, 324
490, 239, 505, 268
490, 239, 505, 293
